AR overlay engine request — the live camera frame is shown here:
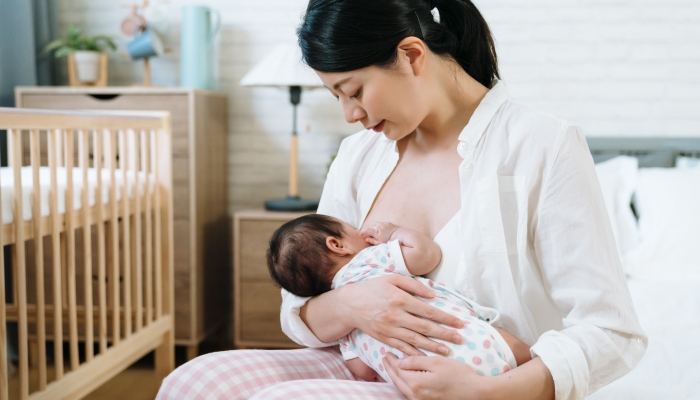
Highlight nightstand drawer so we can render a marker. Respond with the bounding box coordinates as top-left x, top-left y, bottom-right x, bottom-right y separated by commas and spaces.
239, 219, 285, 280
